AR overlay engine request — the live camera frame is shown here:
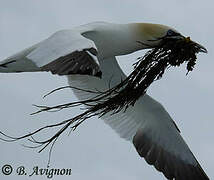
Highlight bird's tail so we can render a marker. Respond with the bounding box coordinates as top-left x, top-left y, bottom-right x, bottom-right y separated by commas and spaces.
0, 44, 41, 73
